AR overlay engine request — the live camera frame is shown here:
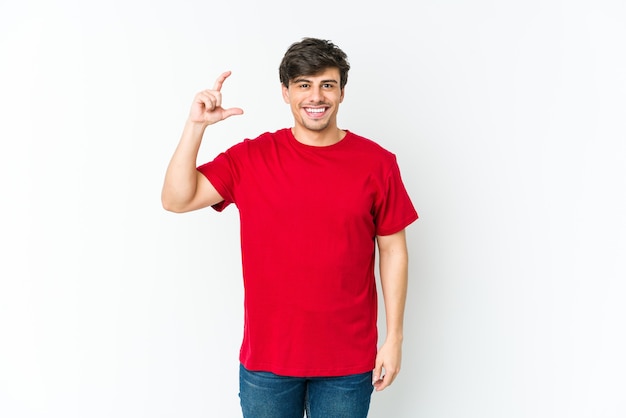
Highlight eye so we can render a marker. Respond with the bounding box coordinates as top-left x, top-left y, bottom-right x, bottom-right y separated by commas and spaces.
298, 83, 310, 89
